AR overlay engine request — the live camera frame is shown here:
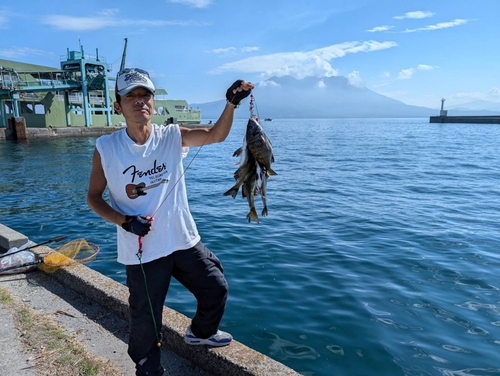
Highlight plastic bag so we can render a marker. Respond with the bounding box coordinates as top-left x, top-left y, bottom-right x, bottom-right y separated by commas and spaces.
0, 240, 37, 275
